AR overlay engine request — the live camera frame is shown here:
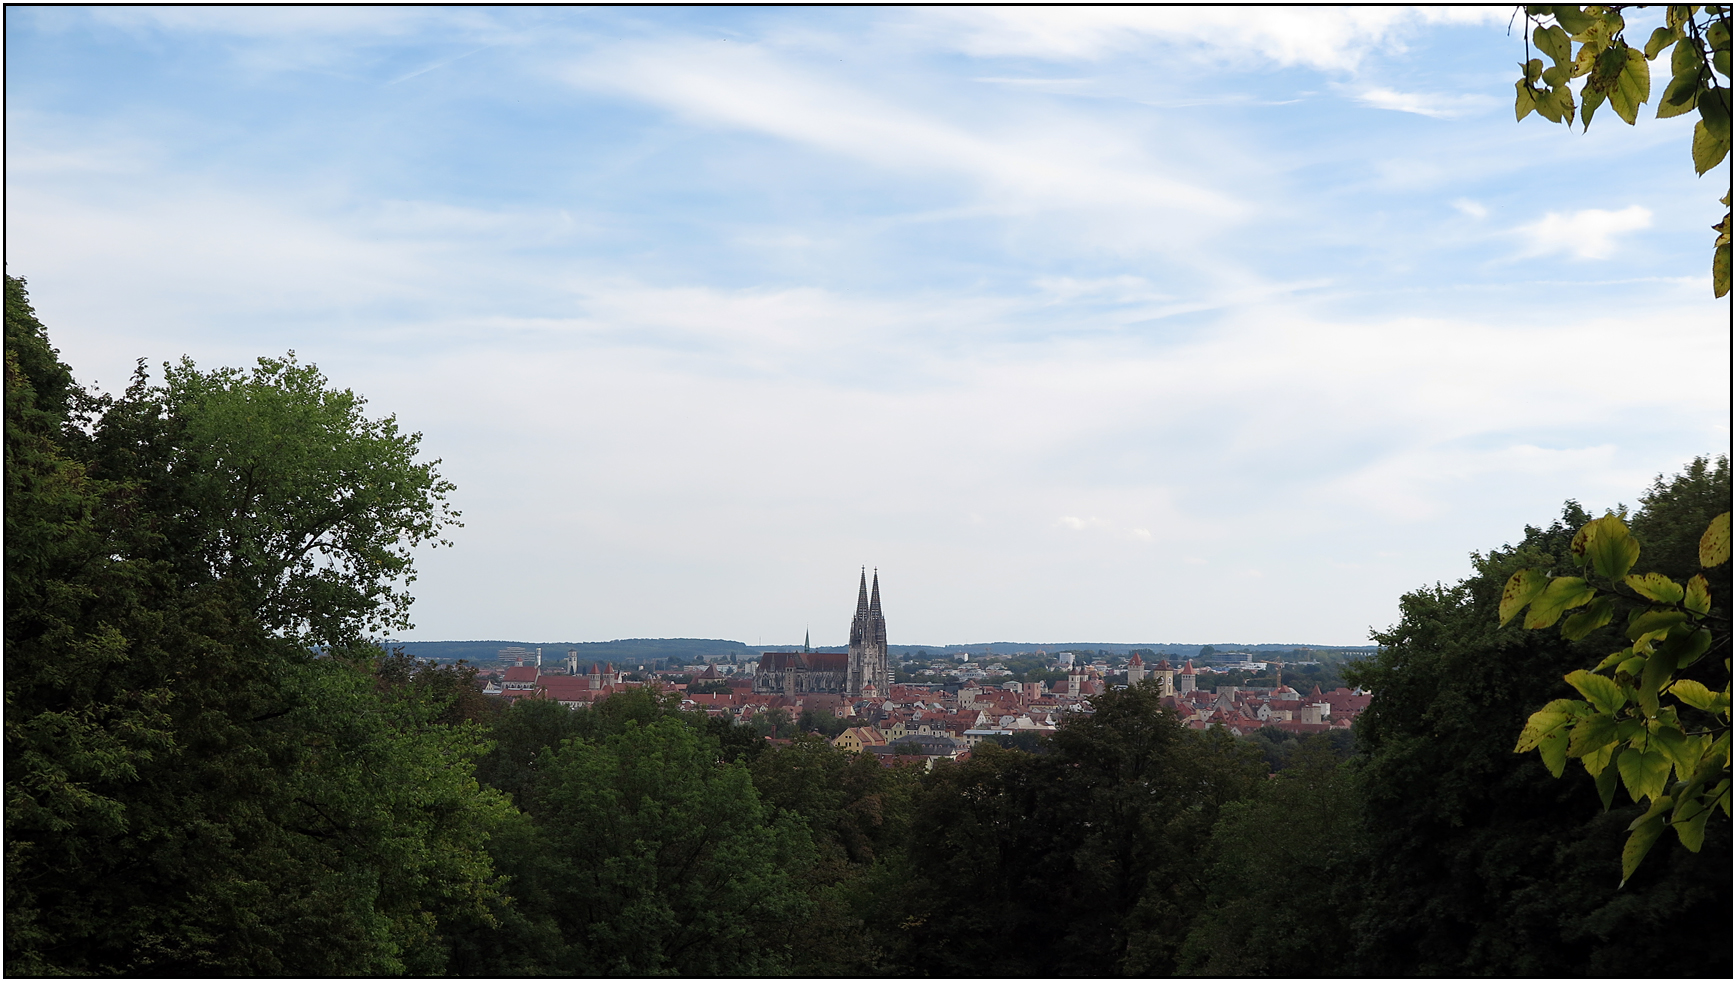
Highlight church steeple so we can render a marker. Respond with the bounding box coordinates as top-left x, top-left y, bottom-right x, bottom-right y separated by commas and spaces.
804, 628, 810, 653
850, 568, 869, 647
846, 567, 888, 698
